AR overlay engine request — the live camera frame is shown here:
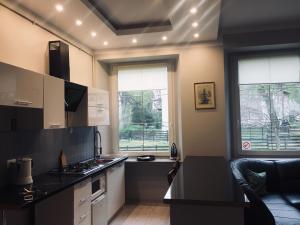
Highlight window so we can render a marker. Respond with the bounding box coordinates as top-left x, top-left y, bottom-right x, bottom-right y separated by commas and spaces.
115, 64, 174, 152
234, 53, 300, 154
